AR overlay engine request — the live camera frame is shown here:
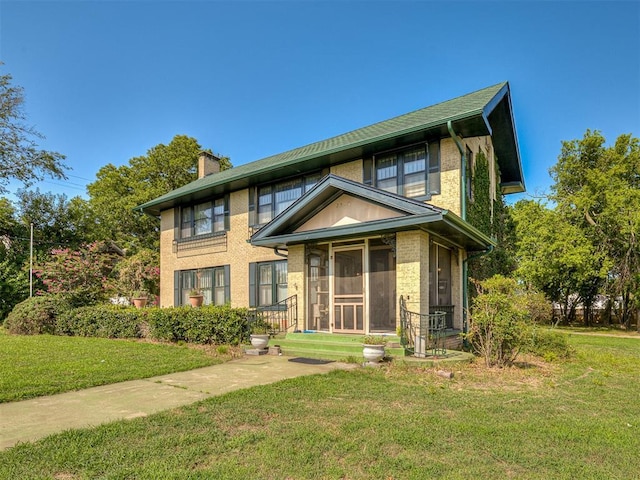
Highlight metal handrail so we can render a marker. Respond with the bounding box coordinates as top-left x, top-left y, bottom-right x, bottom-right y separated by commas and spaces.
249, 294, 298, 335
399, 296, 447, 357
